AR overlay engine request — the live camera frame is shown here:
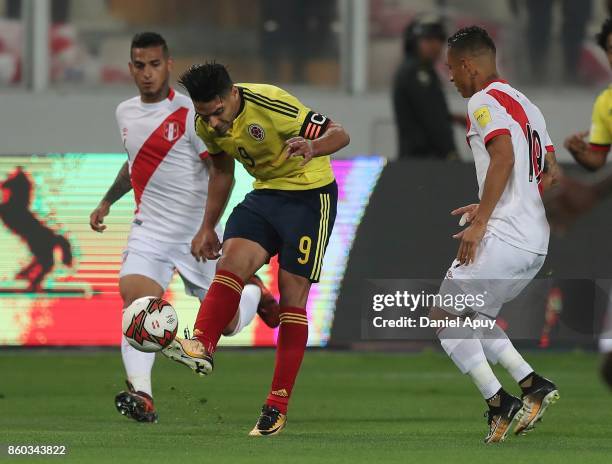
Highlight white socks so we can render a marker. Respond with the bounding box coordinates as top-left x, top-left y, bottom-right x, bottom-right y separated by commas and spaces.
479, 319, 533, 382
223, 283, 261, 337
438, 315, 535, 399
438, 325, 502, 399
490, 344, 533, 383
121, 334, 155, 396
469, 361, 503, 399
